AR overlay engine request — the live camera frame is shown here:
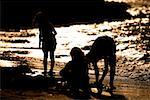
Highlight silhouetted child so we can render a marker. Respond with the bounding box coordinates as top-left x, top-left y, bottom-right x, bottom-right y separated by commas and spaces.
60, 47, 90, 97
32, 10, 57, 77
86, 36, 116, 91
